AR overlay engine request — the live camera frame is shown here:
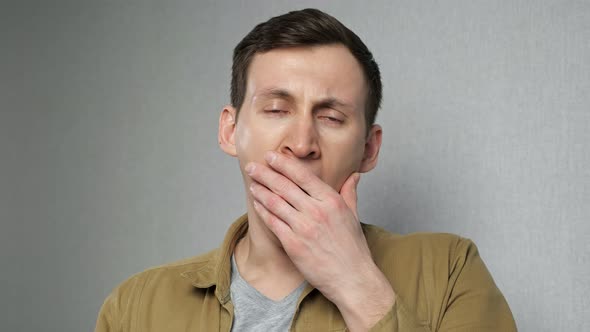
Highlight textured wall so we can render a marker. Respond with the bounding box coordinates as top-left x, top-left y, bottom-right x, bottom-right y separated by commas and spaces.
1, 1, 588, 331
